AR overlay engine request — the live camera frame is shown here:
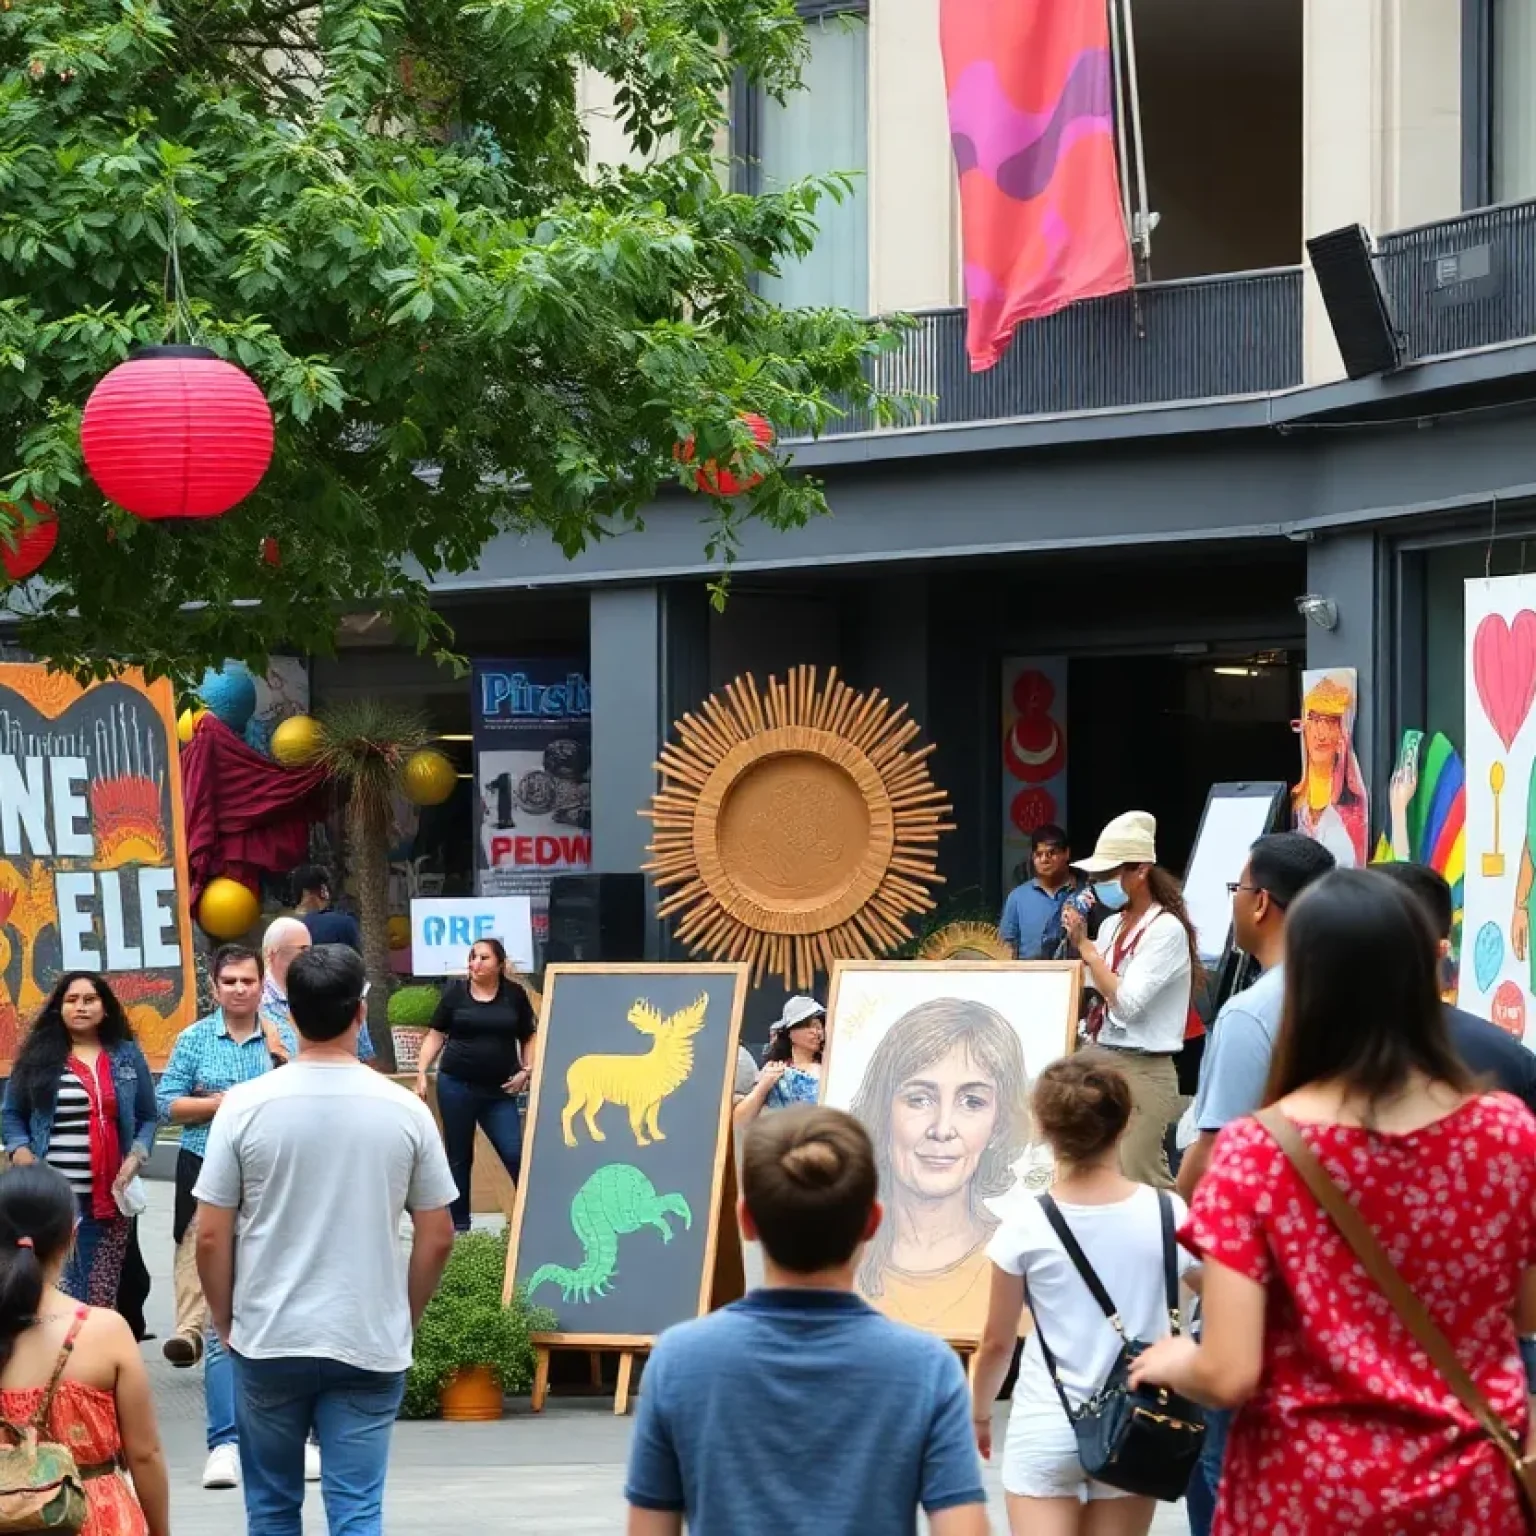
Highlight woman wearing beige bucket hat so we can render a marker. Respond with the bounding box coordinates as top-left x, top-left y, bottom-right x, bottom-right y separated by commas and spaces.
1059, 811, 1200, 1189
